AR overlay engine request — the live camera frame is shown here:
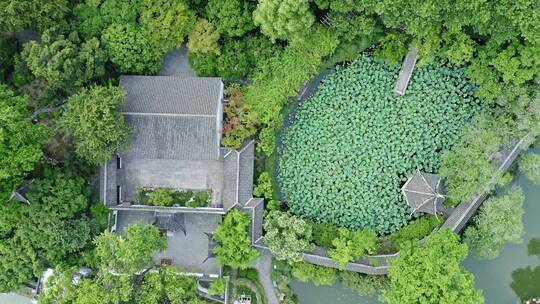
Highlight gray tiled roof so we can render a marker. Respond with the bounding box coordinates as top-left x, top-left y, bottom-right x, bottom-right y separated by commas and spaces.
118, 75, 223, 160
221, 140, 256, 209
401, 171, 446, 215
238, 141, 255, 205
100, 158, 118, 206
123, 114, 219, 160
120, 76, 222, 115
